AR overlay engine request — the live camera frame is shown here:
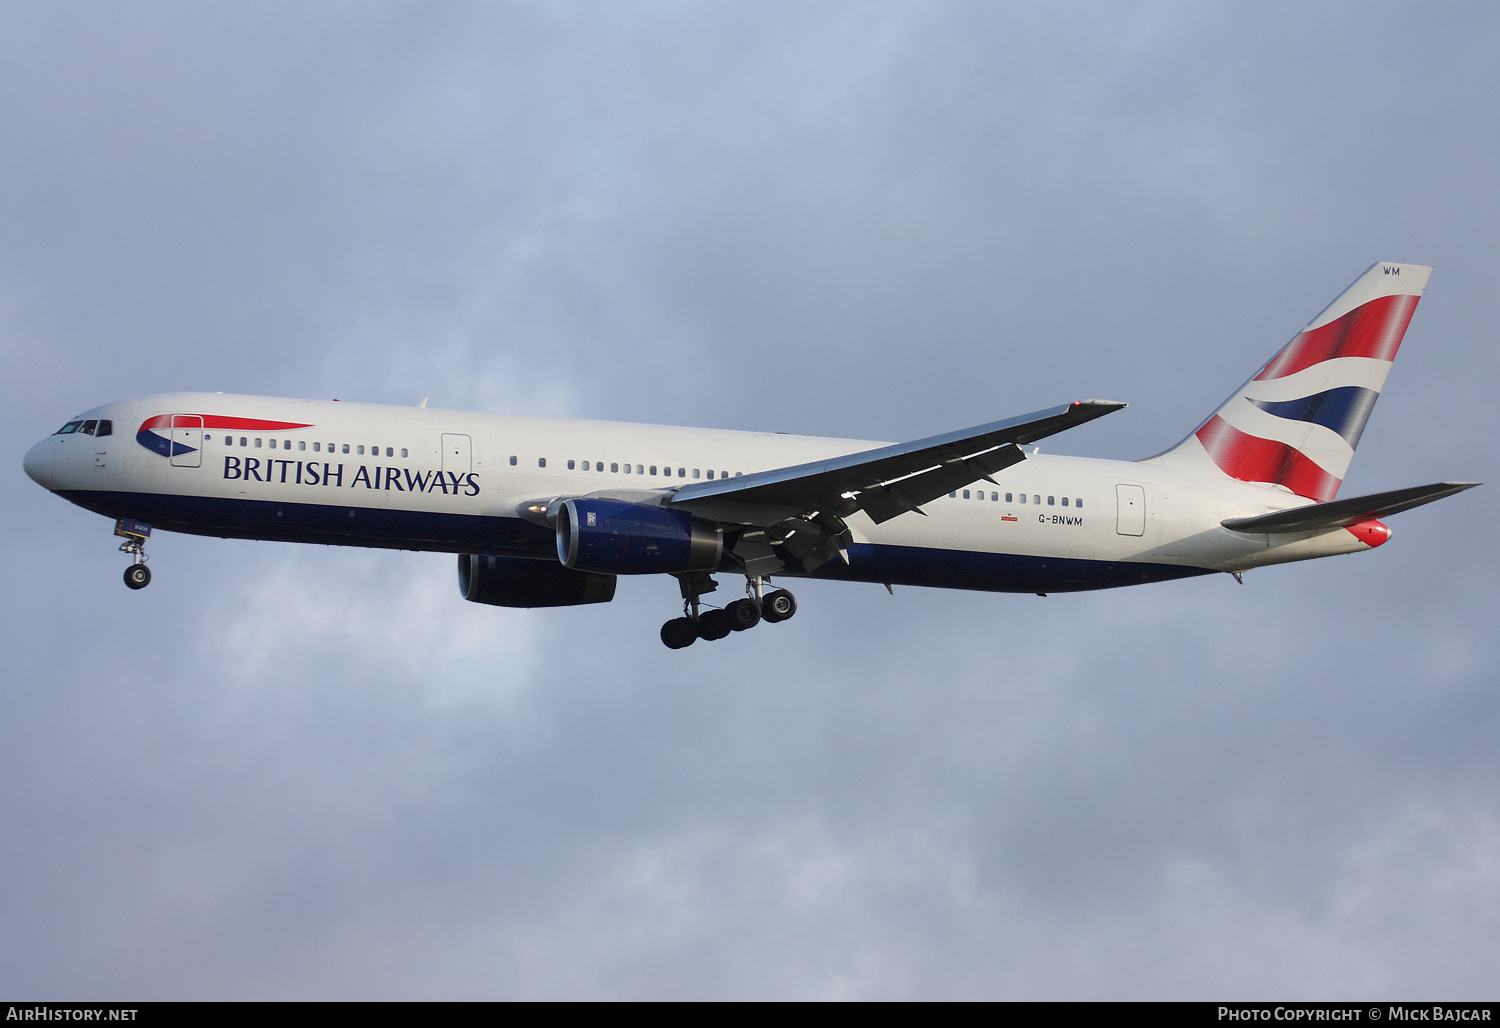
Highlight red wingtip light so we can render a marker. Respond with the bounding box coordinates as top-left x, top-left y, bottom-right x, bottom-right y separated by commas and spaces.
1346, 519, 1391, 548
